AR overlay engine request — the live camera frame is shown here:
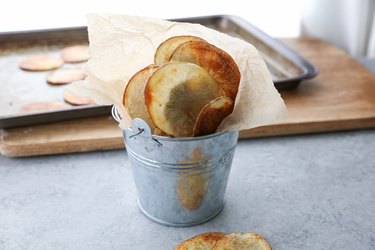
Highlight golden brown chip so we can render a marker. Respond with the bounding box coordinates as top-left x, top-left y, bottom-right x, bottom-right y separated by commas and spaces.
19, 101, 67, 113
63, 89, 95, 106
212, 232, 272, 250
145, 62, 224, 137
61, 45, 90, 63
153, 127, 171, 137
170, 41, 240, 101
175, 232, 226, 250
124, 64, 159, 131
19, 54, 63, 71
154, 35, 206, 65
46, 68, 86, 85
193, 96, 234, 137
